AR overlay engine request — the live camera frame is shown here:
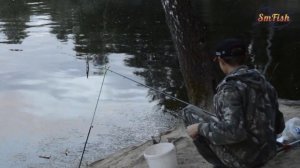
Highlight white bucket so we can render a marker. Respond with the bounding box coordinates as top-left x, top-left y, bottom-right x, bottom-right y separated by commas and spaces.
144, 143, 178, 168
